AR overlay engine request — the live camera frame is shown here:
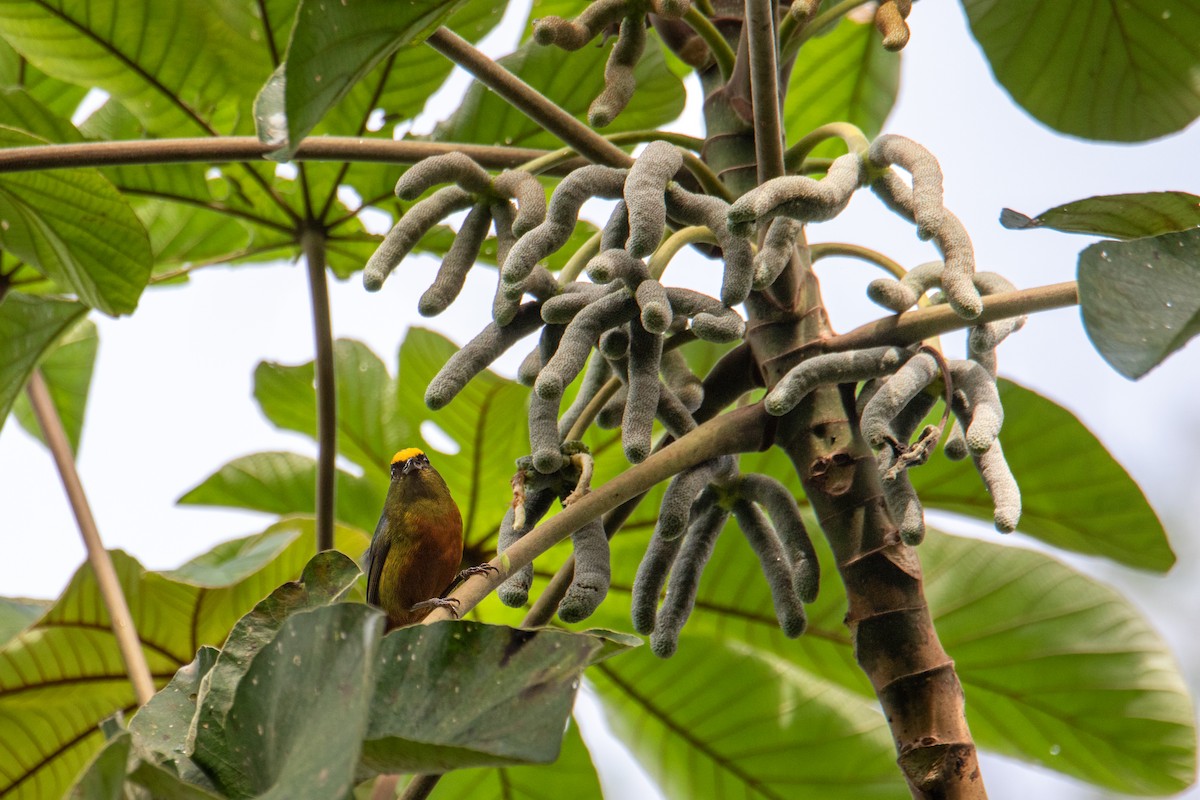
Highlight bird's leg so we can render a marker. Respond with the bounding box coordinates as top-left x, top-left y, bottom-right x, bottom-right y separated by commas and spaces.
410, 597, 461, 618
456, 563, 500, 581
